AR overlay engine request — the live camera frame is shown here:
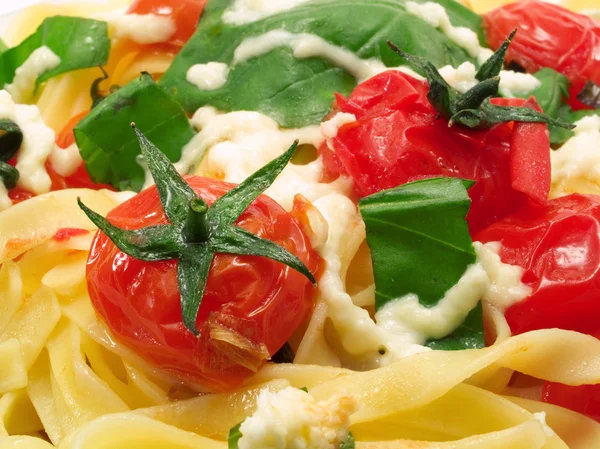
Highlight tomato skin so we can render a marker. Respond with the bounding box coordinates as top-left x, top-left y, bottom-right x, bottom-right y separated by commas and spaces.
86, 177, 320, 391
324, 71, 551, 235
484, 0, 600, 110
127, 0, 207, 47
476, 194, 600, 336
